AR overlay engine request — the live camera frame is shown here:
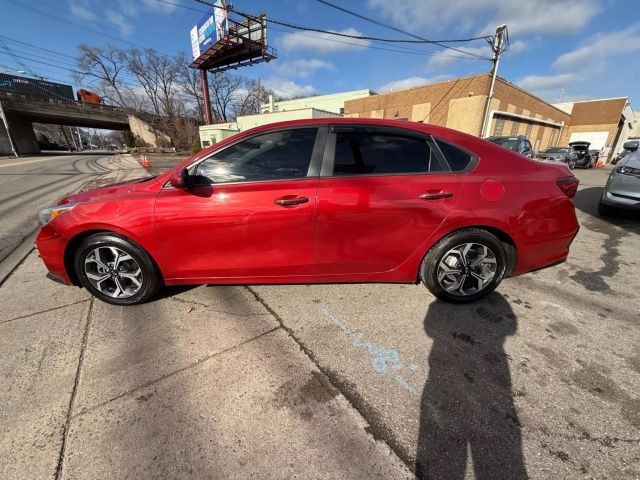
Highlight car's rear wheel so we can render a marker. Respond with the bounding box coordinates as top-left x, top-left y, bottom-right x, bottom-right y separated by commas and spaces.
74, 233, 161, 305
420, 229, 507, 303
